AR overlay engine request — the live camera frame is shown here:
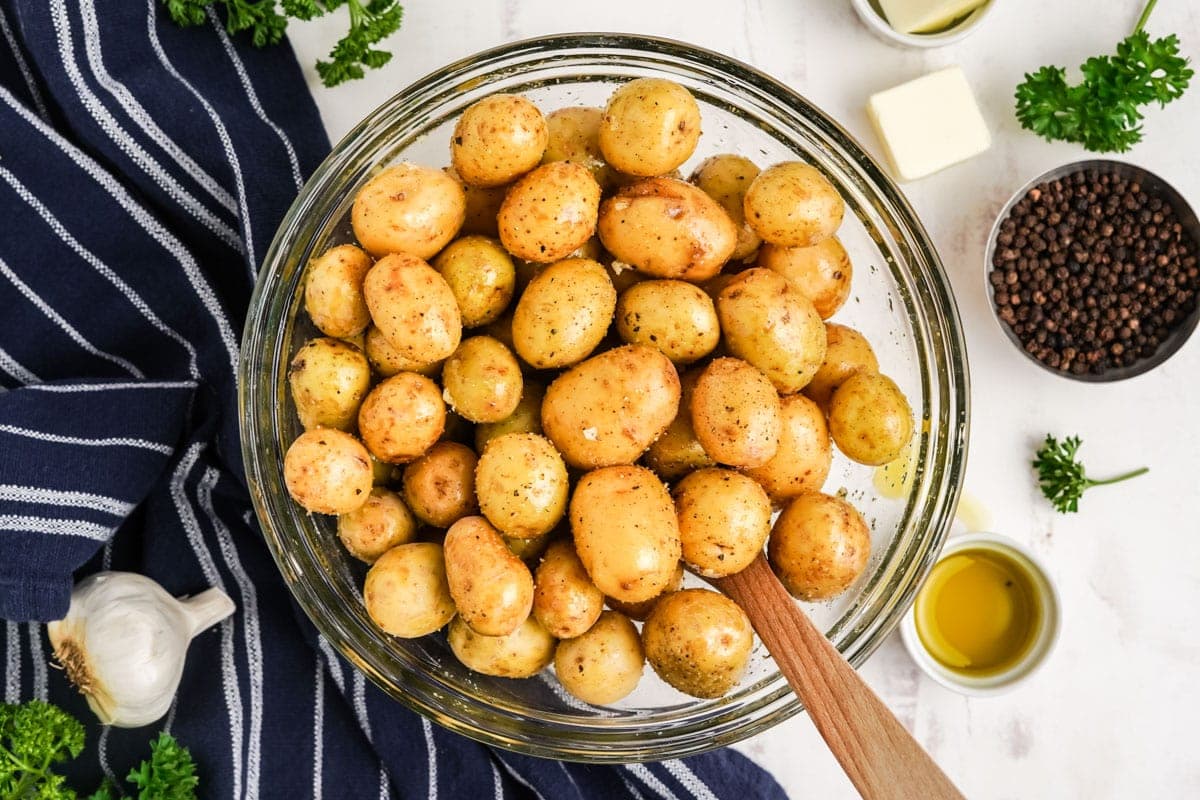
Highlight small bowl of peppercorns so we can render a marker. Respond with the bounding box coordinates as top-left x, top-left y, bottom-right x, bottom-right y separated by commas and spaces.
986, 160, 1200, 381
